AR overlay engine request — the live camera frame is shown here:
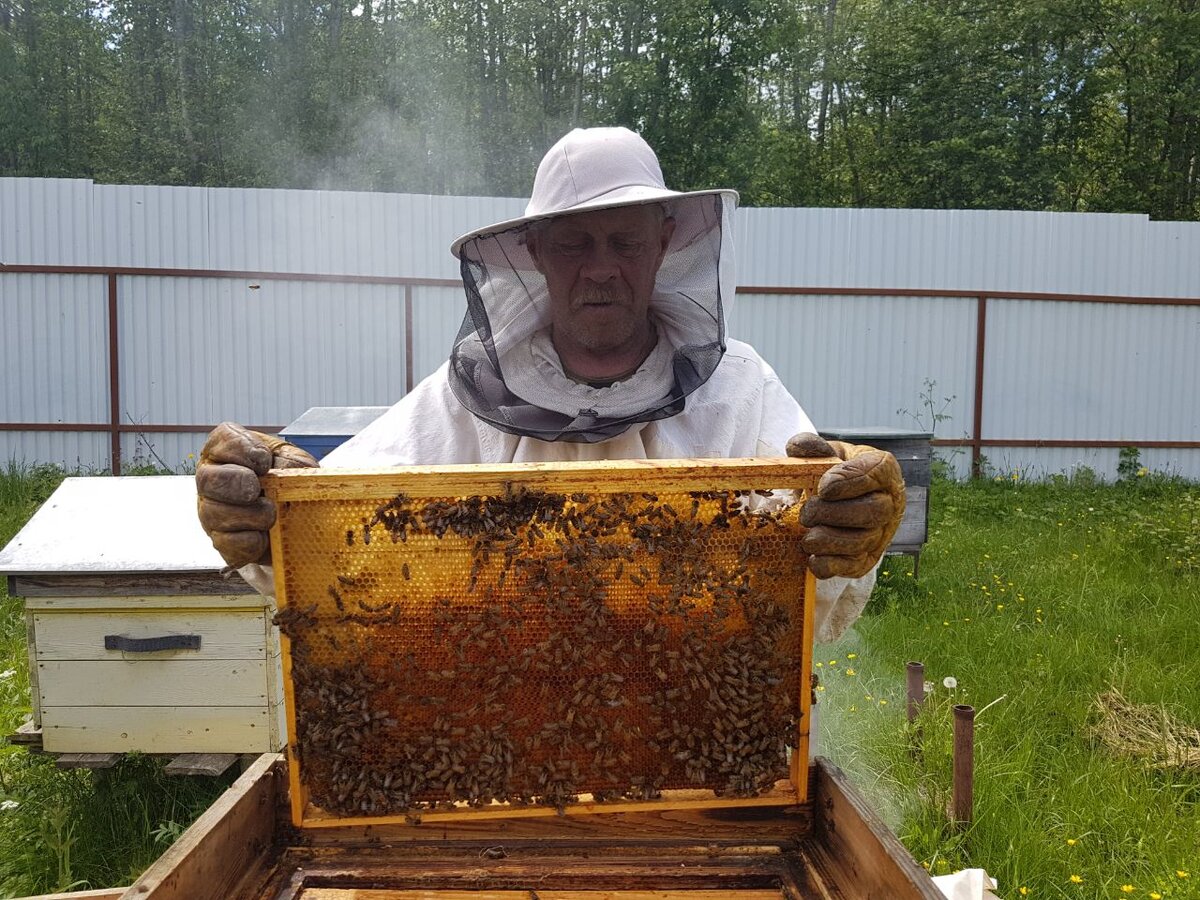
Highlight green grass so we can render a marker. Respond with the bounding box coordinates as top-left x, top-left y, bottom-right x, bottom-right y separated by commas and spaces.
820, 473, 1200, 900
0, 463, 231, 897
0, 463, 1197, 897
